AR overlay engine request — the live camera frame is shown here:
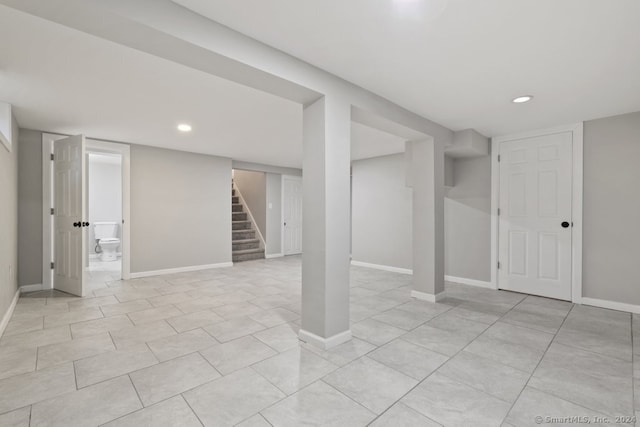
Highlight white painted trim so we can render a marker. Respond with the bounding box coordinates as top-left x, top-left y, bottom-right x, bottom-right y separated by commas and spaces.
350, 260, 413, 275
490, 123, 584, 303
232, 182, 266, 250
298, 328, 352, 350
444, 275, 493, 289
281, 175, 303, 256
20, 284, 44, 293
43, 133, 66, 290
265, 253, 284, 259
43, 135, 133, 289
411, 290, 447, 302
571, 123, 584, 304
0, 289, 20, 338
130, 262, 233, 279
581, 297, 640, 315
490, 135, 500, 291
